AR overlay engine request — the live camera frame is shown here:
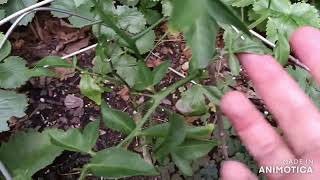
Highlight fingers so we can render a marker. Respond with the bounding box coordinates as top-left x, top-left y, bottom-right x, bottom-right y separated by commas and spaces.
238, 54, 320, 158
221, 91, 294, 179
220, 161, 258, 180
290, 26, 320, 84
